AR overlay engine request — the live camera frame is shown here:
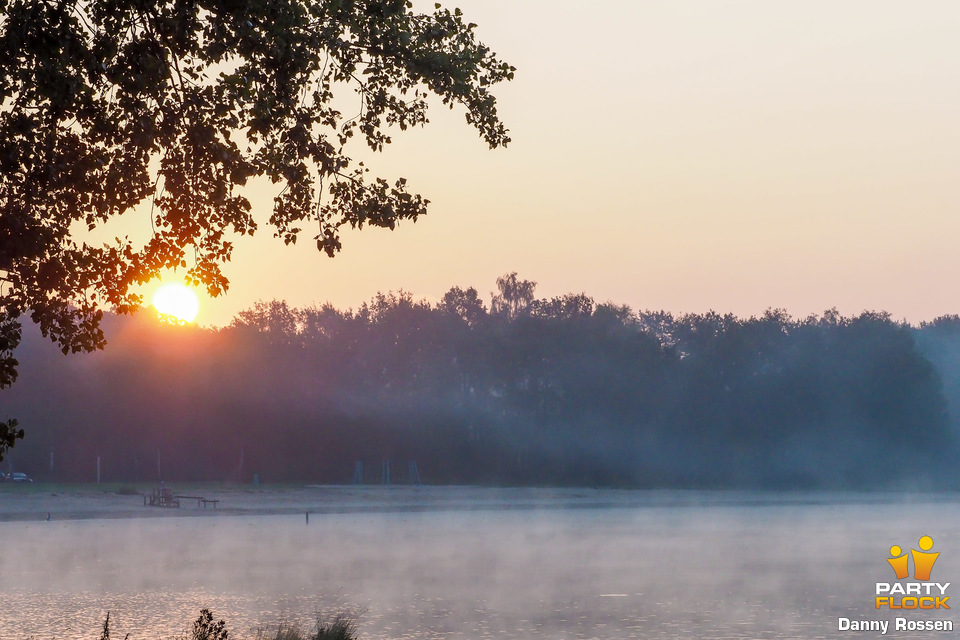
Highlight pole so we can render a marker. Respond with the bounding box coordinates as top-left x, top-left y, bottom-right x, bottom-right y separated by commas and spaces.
96, 456, 101, 484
